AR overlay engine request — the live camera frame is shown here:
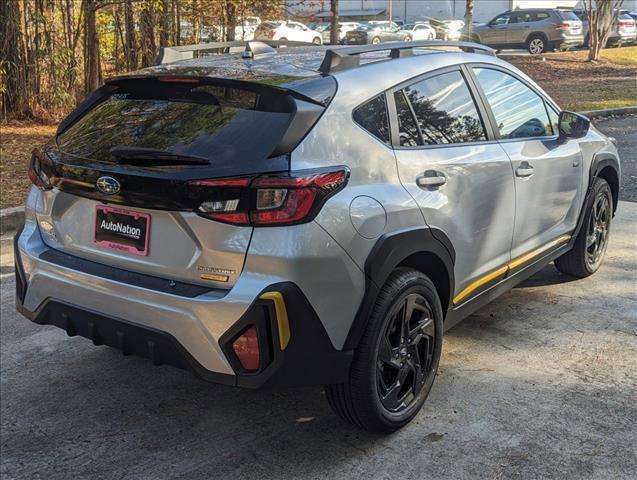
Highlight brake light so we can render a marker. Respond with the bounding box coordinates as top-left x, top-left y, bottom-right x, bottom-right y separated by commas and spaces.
232, 326, 260, 371
269, 30, 276, 38
618, 20, 634, 27
188, 167, 350, 227
554, 22, 570, 30
28, 149, 52, 190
